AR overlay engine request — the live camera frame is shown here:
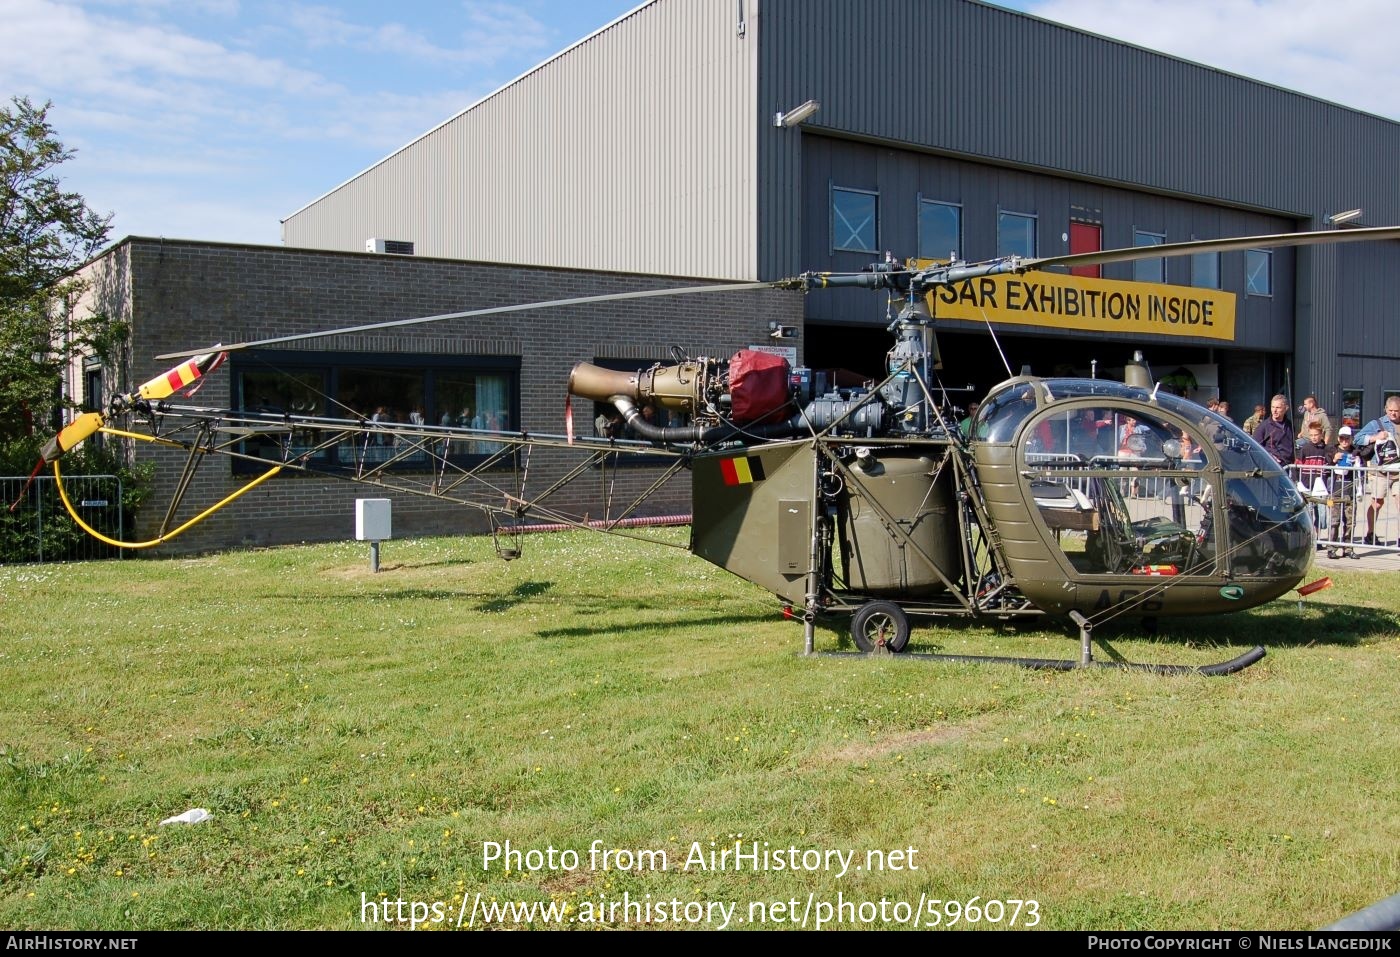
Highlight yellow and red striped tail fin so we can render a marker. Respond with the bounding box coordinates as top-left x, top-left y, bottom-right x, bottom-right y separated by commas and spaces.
134, 351, 227, 401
